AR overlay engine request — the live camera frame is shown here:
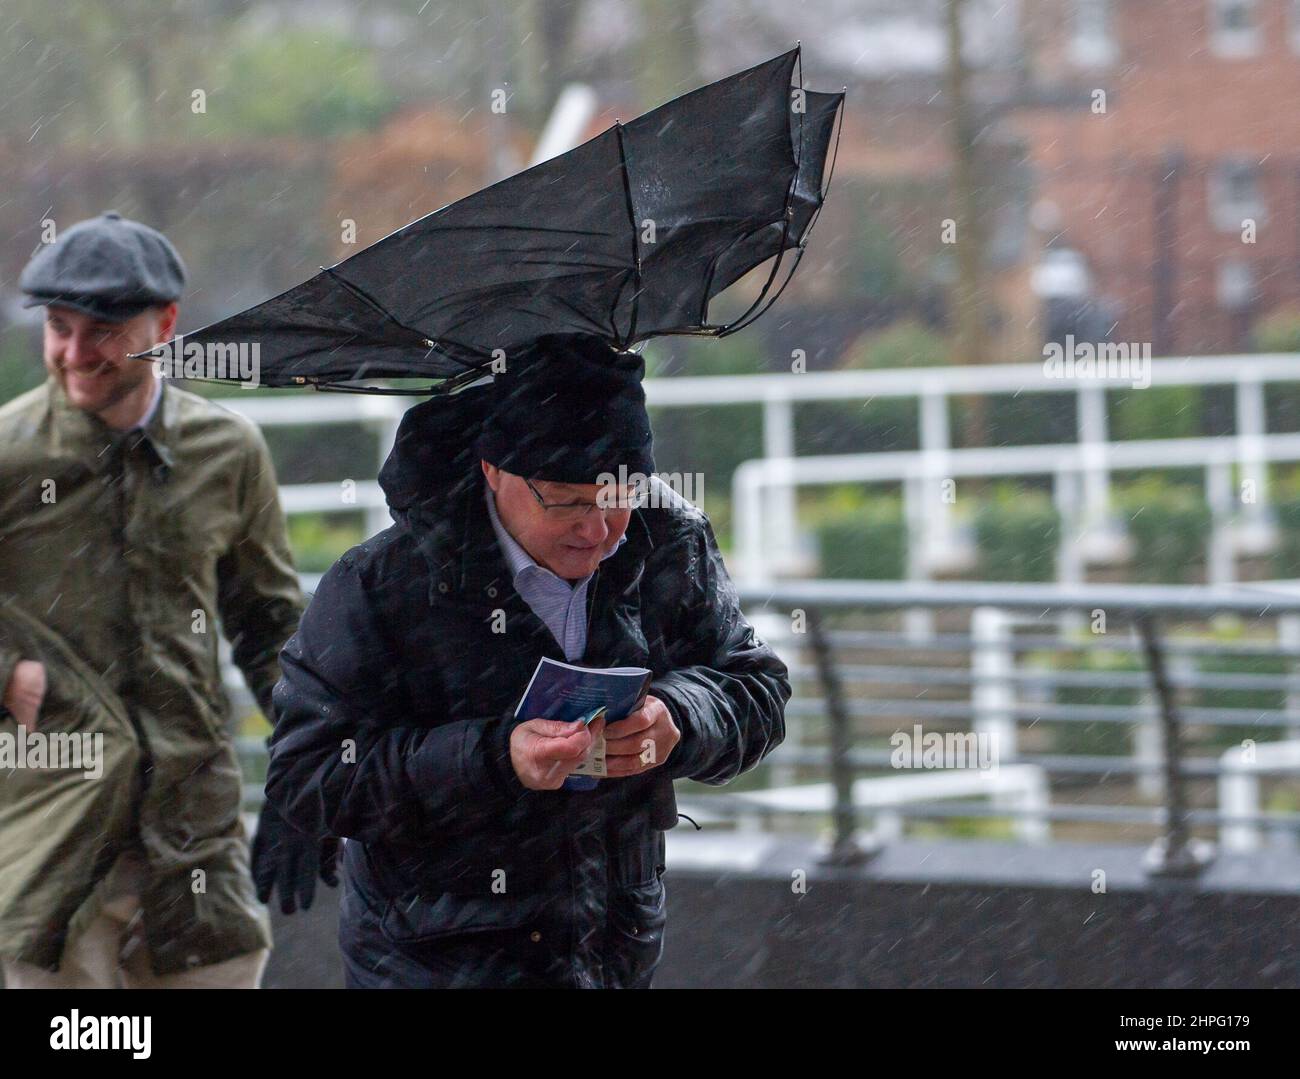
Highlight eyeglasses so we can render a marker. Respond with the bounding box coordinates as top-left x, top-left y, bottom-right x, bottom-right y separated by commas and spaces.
525, 477, 648, 521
